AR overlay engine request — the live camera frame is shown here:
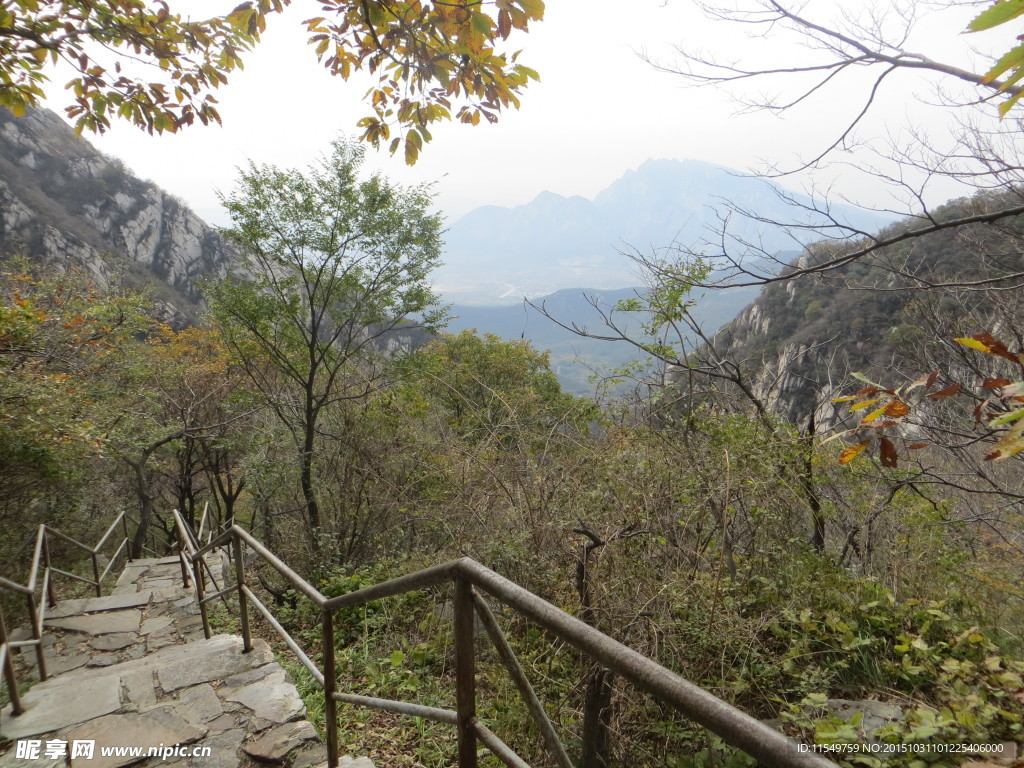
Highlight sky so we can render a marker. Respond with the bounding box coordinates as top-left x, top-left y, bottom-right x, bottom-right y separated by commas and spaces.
40, 0, 1010, 229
